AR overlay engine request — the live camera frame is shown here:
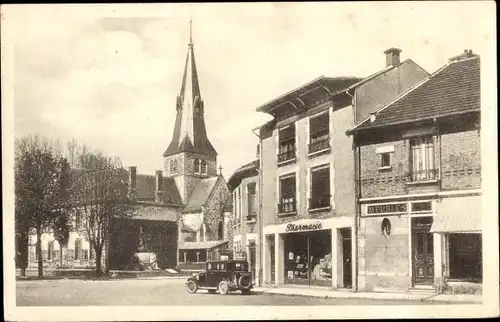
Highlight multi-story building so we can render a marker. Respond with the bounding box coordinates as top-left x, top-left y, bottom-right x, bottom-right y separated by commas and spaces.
347, 50, 481, 294
256, 48, 429, 290
227, 155, 260, 282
